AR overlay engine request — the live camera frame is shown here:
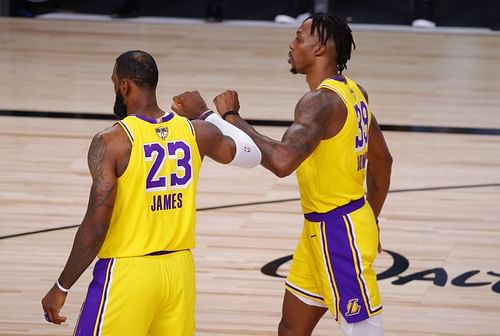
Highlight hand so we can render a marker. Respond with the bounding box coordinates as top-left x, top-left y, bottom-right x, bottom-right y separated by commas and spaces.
213, 90, 240, 116
41, 284, 68, 324
171, 91, 209, 119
